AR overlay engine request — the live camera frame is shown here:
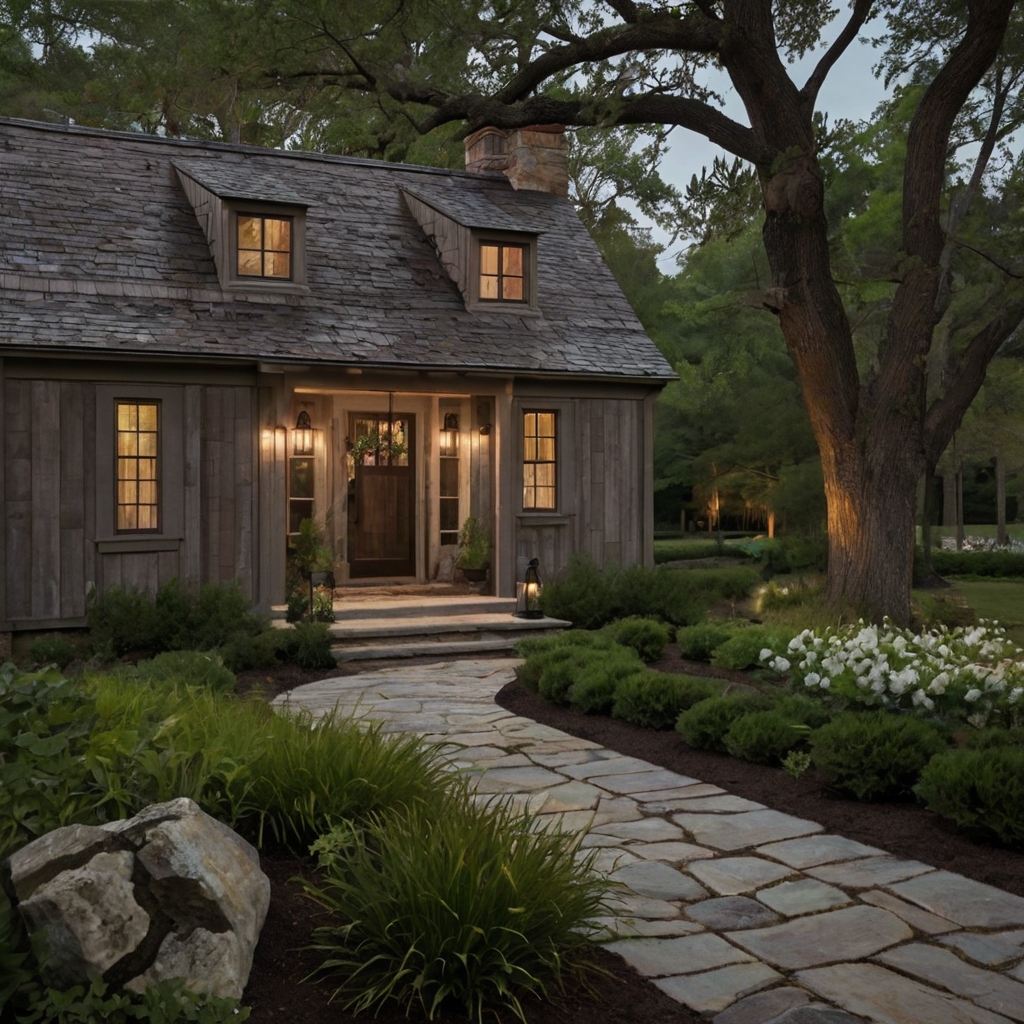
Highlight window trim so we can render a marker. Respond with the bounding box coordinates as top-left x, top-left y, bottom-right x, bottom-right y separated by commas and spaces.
469, 230, 538, 312
522, 409, 558, 512
96, 385, 184, 545
224, 200, 308, 293
115, 400, 161, 534
236, 213, 295, 281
